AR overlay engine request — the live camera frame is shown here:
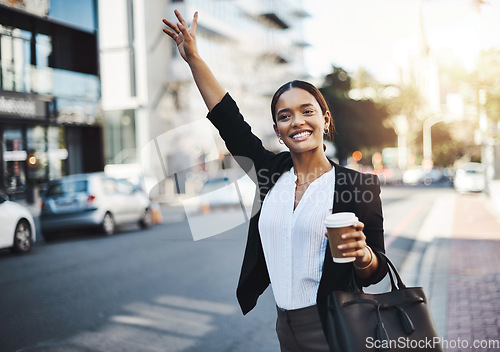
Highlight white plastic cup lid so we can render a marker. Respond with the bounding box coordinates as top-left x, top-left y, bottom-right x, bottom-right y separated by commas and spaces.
324, 212, 358, 228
